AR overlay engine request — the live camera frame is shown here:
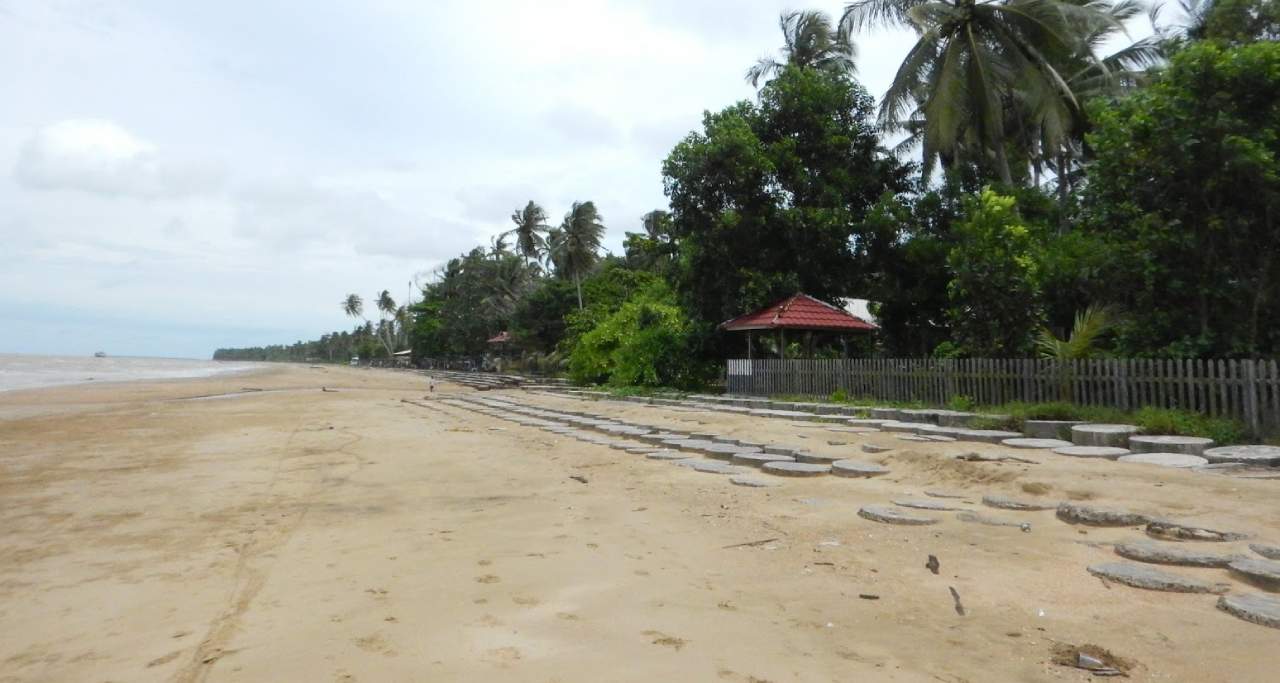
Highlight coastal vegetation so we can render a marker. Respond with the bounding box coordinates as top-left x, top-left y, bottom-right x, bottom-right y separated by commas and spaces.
217, 0, 1280, 396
